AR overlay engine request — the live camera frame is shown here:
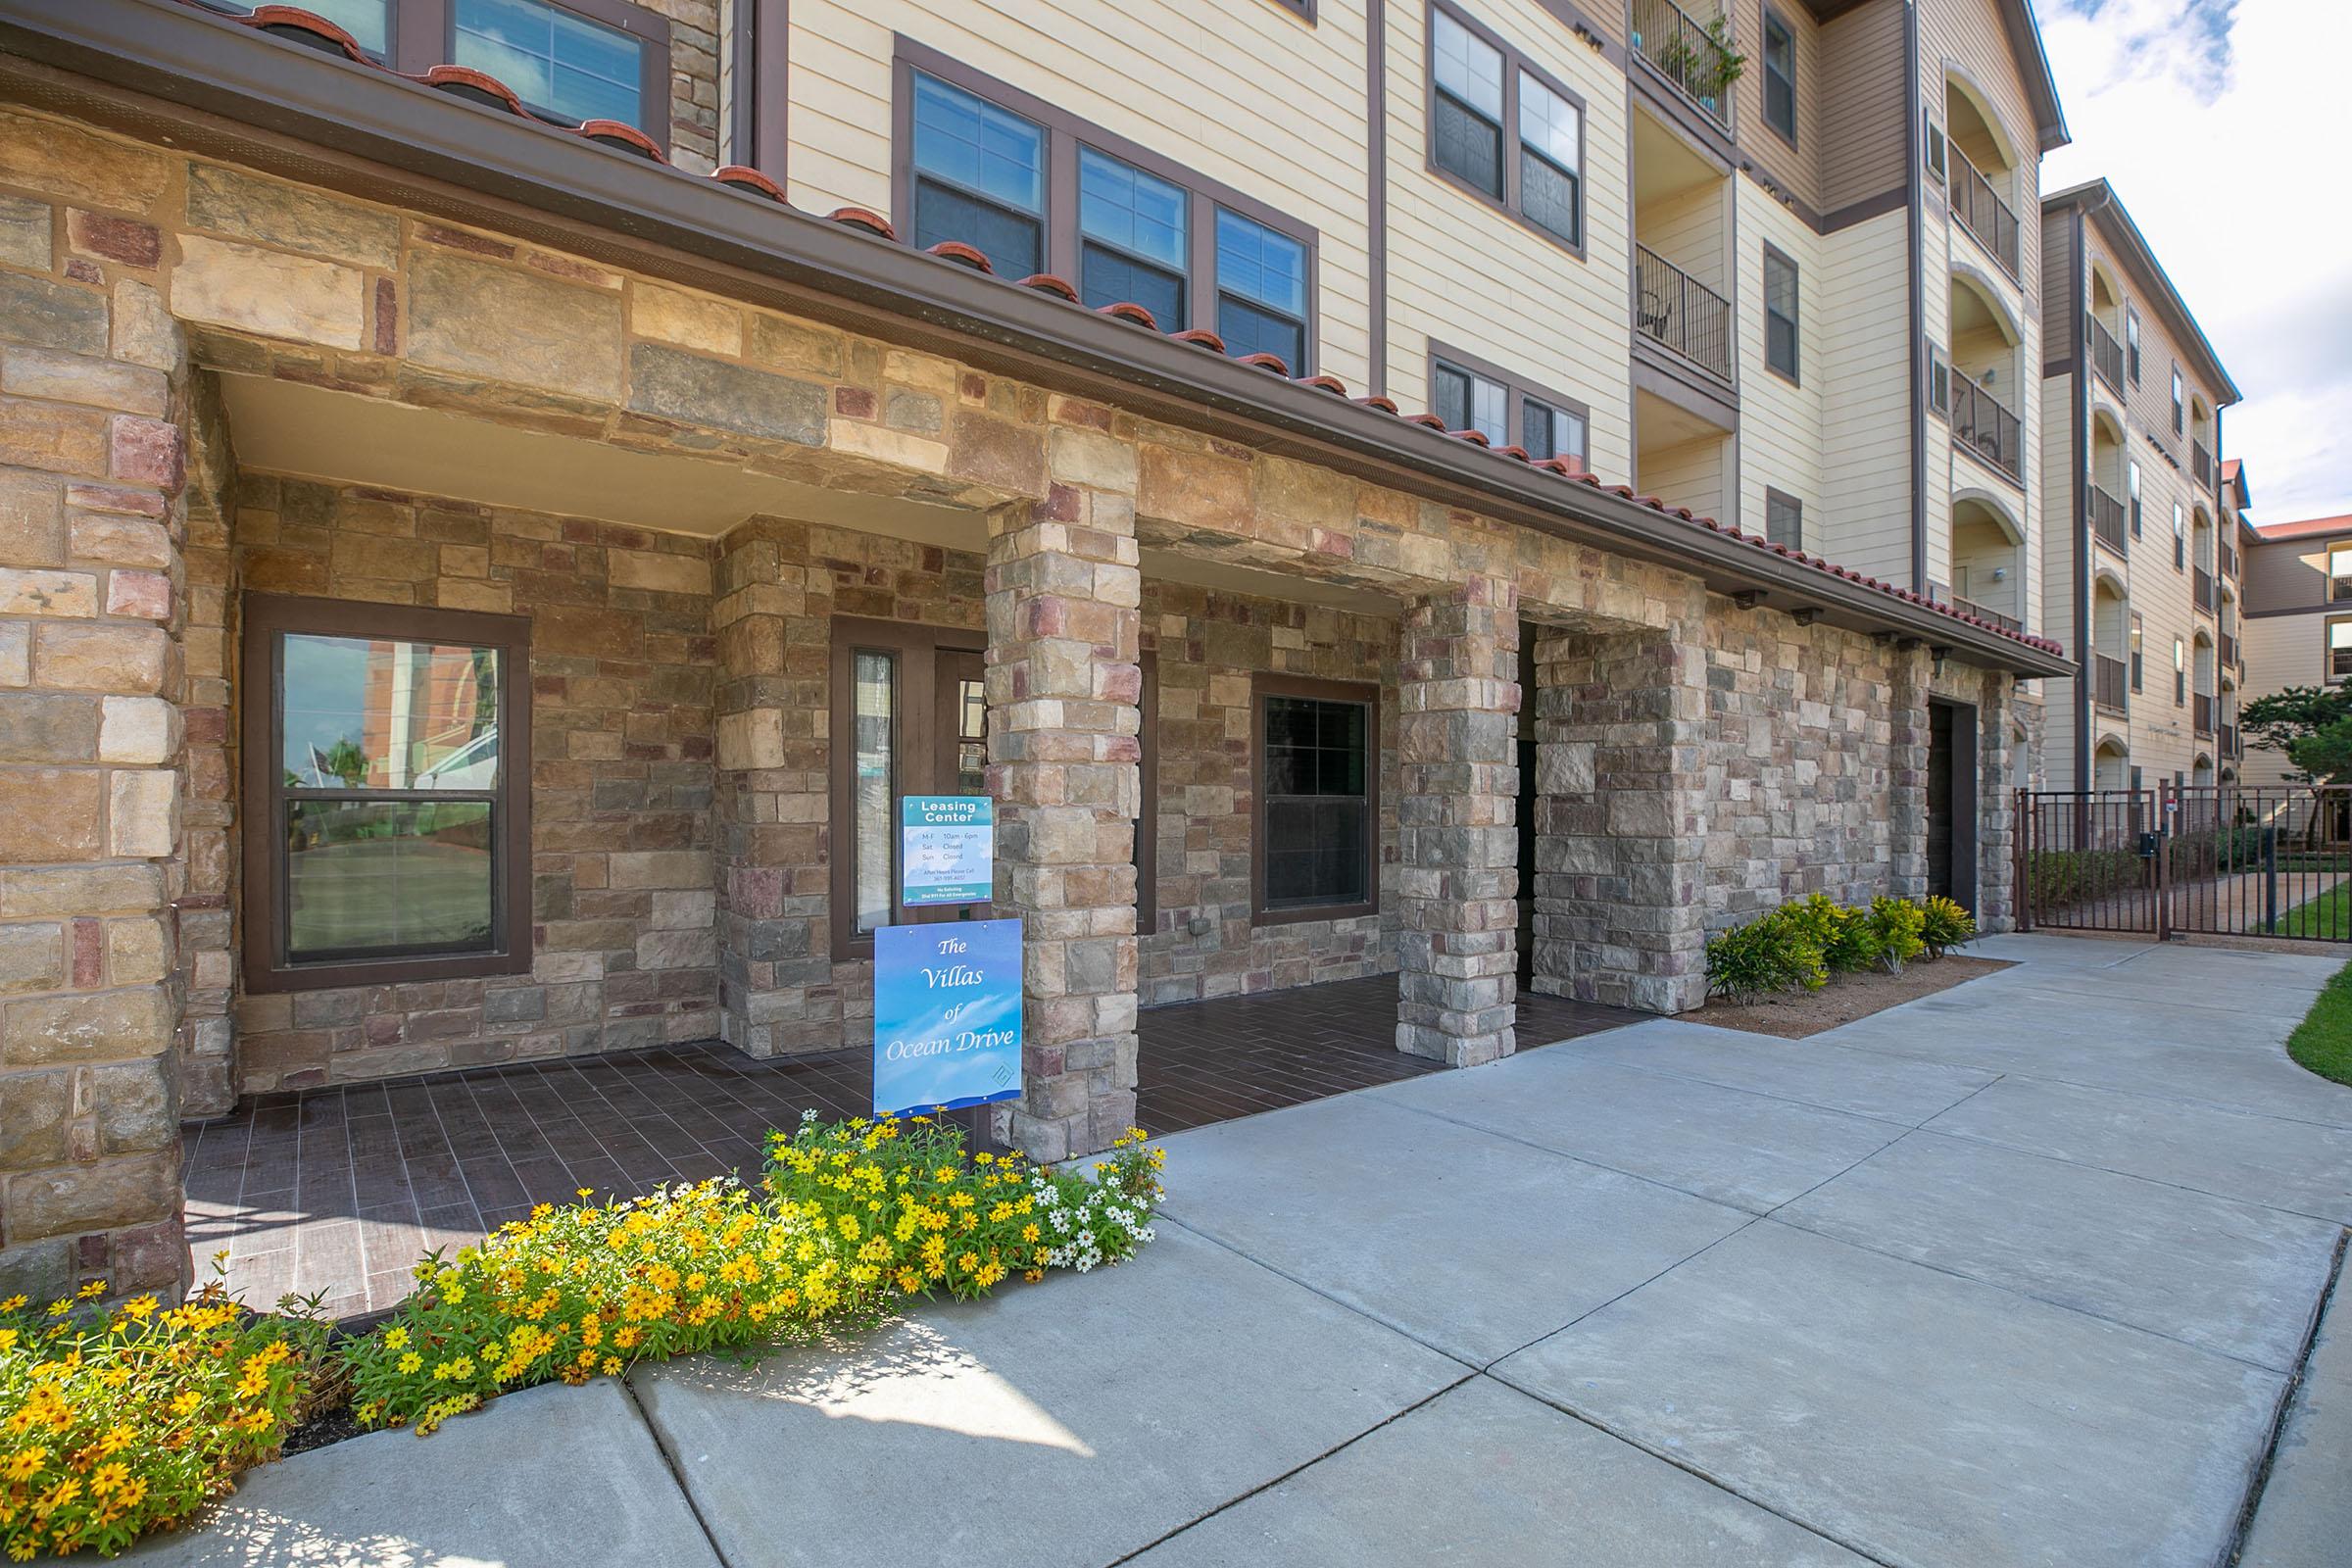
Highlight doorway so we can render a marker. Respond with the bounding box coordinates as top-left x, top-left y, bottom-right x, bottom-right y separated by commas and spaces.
1517, 631, 1539, 989
1925, 698, 1980, 910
